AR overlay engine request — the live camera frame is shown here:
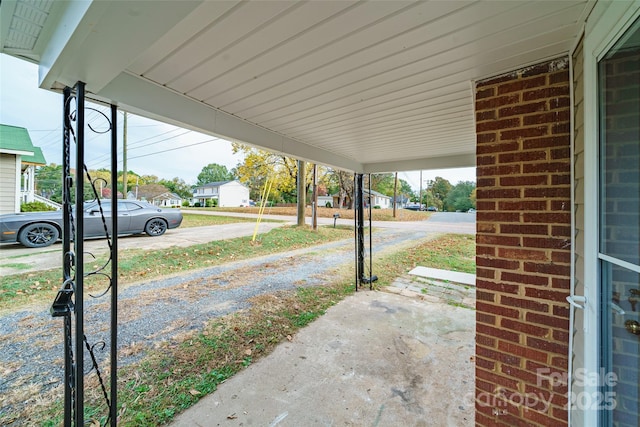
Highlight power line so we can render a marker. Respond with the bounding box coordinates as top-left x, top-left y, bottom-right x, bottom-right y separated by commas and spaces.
128, 137, 222, 160
85, 128, 192, 166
